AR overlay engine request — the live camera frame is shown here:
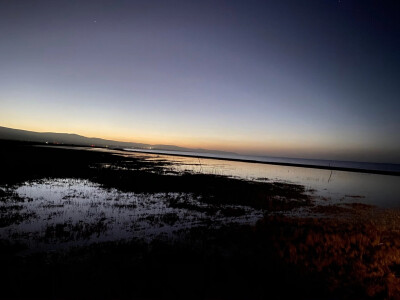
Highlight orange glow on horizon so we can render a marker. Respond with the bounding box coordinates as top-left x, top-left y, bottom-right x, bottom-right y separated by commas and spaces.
1, 122, 346, 158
